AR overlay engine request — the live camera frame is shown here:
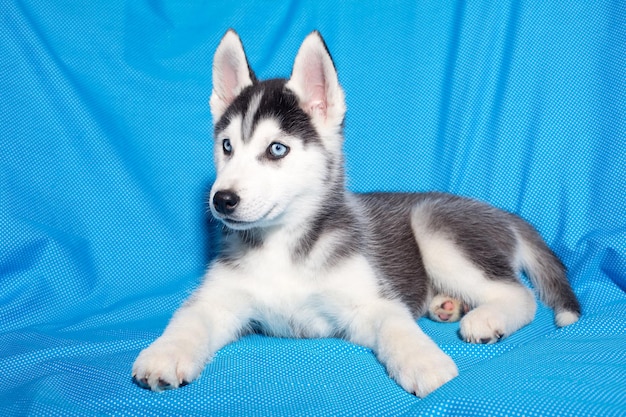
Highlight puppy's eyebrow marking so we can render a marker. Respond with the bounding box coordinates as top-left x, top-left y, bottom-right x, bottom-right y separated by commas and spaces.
242, 91, 263, 142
